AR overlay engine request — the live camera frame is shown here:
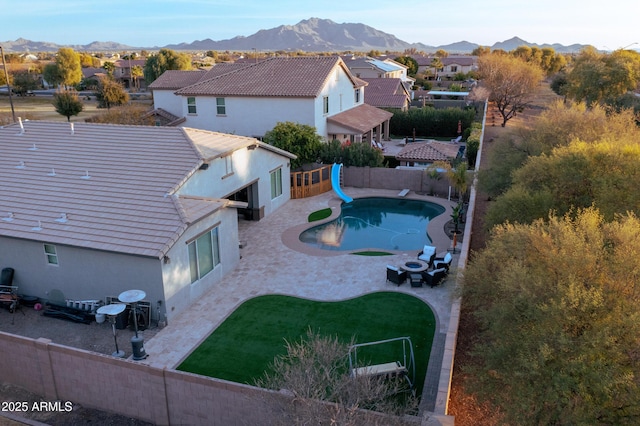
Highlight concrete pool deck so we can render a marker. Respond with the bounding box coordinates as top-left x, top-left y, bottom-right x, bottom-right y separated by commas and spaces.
142, 187, 460, 414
